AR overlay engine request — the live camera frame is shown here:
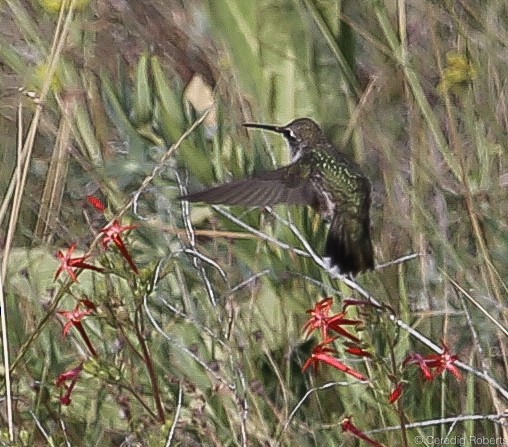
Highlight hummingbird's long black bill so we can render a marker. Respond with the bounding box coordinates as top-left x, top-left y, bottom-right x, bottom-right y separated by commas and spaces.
243, 123, 286, 134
